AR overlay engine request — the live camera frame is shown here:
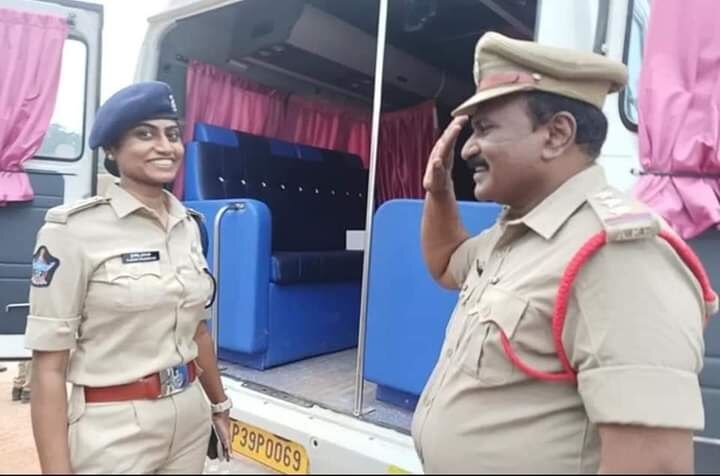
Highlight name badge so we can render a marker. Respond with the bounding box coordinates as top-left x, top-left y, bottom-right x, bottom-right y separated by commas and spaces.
121, 251, 160, 264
